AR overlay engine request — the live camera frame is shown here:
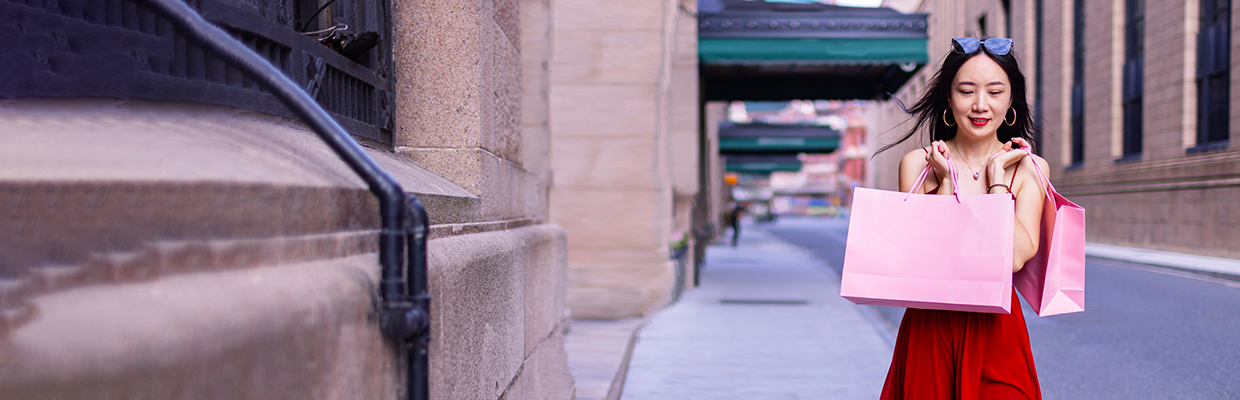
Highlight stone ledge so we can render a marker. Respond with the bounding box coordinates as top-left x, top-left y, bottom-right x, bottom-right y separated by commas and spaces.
1056, 148, 1240, 189
0, 223, 576, 399
0, 98, 475, 200
0, 254, 401, 400
429, 218, 539, 239
427, 223, 572, 400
